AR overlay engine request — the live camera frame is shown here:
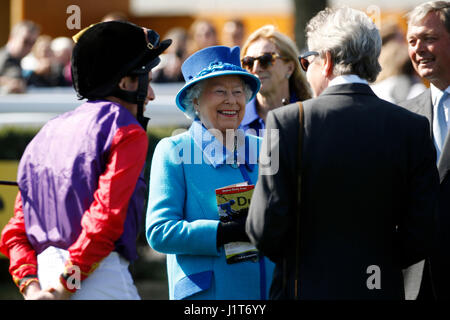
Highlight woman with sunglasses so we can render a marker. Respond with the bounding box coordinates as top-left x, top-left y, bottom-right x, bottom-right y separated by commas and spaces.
240, 25, 311, 136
